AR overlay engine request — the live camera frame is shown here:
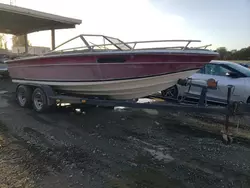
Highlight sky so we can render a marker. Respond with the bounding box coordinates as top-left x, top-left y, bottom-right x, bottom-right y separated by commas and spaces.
1, 0, 249, 50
